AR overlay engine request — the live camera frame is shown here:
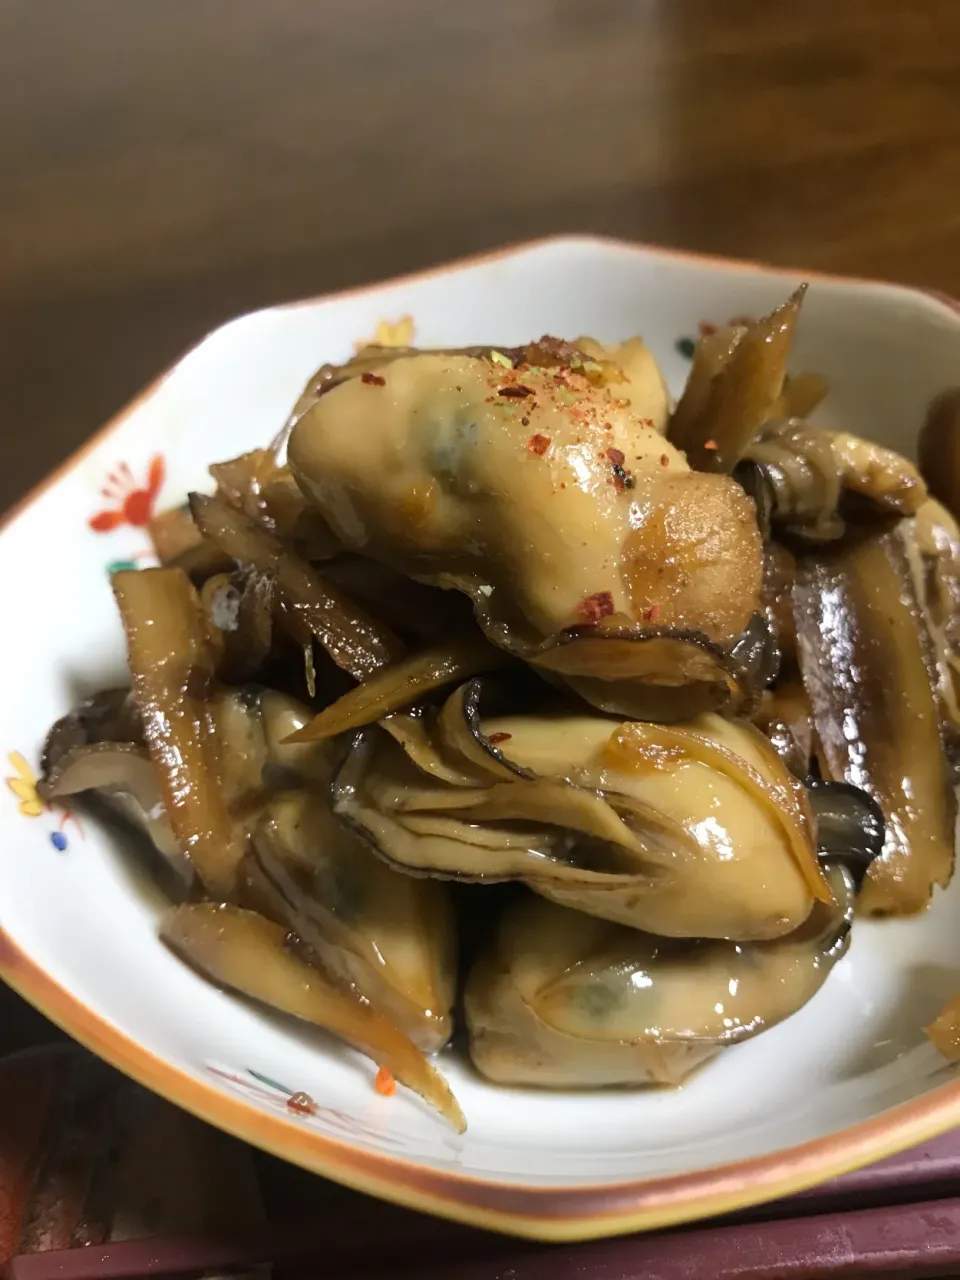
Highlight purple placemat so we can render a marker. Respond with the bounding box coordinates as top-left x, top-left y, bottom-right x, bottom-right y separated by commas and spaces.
8, 1132, 960, 1280
793, 1130, 960, 1209
6, 1193, 960, 1279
